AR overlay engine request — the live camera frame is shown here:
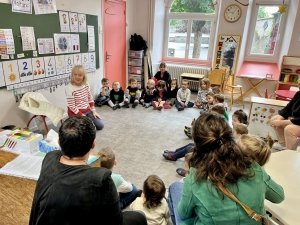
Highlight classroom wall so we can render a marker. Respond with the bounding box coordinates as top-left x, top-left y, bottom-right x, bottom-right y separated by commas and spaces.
0, 0, 103, 129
